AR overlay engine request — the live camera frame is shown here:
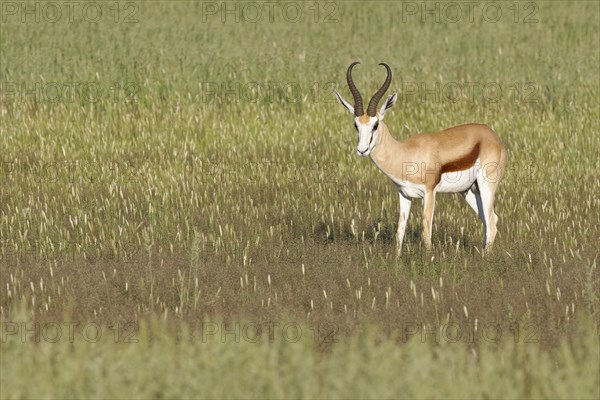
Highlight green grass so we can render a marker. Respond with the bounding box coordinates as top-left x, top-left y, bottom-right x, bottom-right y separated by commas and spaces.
2, 310, 599, 399
1, 1, 599, 398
